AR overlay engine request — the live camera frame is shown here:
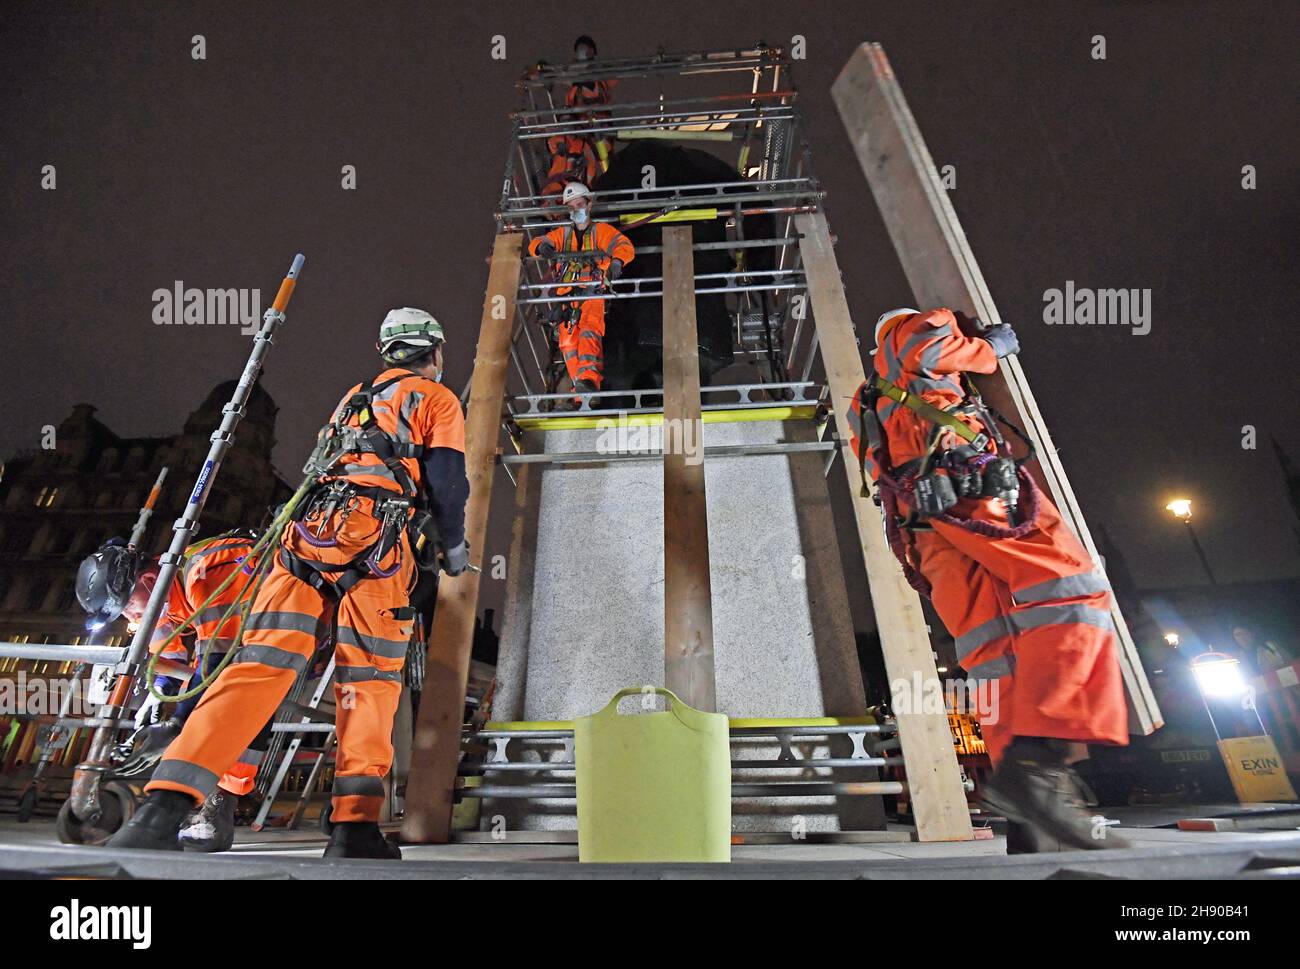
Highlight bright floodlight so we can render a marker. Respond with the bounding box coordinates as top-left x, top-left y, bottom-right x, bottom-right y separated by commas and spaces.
1166, 498, 1193, 520
1164, 632, 1180, 646
1190, 651, 1246, 698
